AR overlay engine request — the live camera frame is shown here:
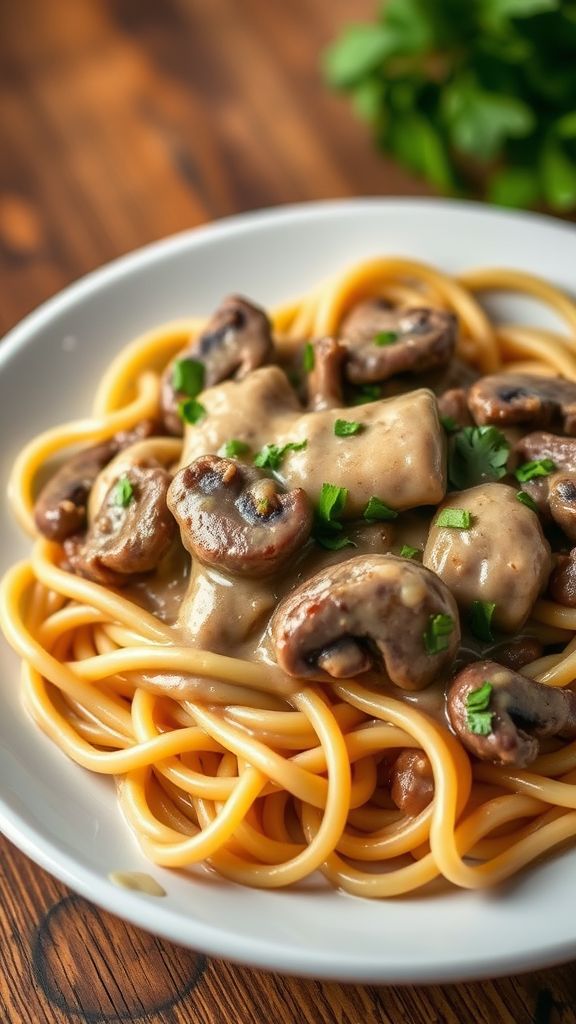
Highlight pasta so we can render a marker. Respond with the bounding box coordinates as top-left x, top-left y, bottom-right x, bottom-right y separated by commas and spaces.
4, 255, 576, 899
